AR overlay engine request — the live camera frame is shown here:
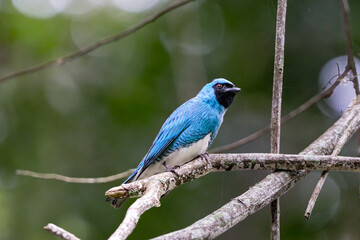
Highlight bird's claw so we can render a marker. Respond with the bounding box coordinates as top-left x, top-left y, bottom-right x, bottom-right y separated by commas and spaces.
198, 152, 210, 164
162, 161, 180, 177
